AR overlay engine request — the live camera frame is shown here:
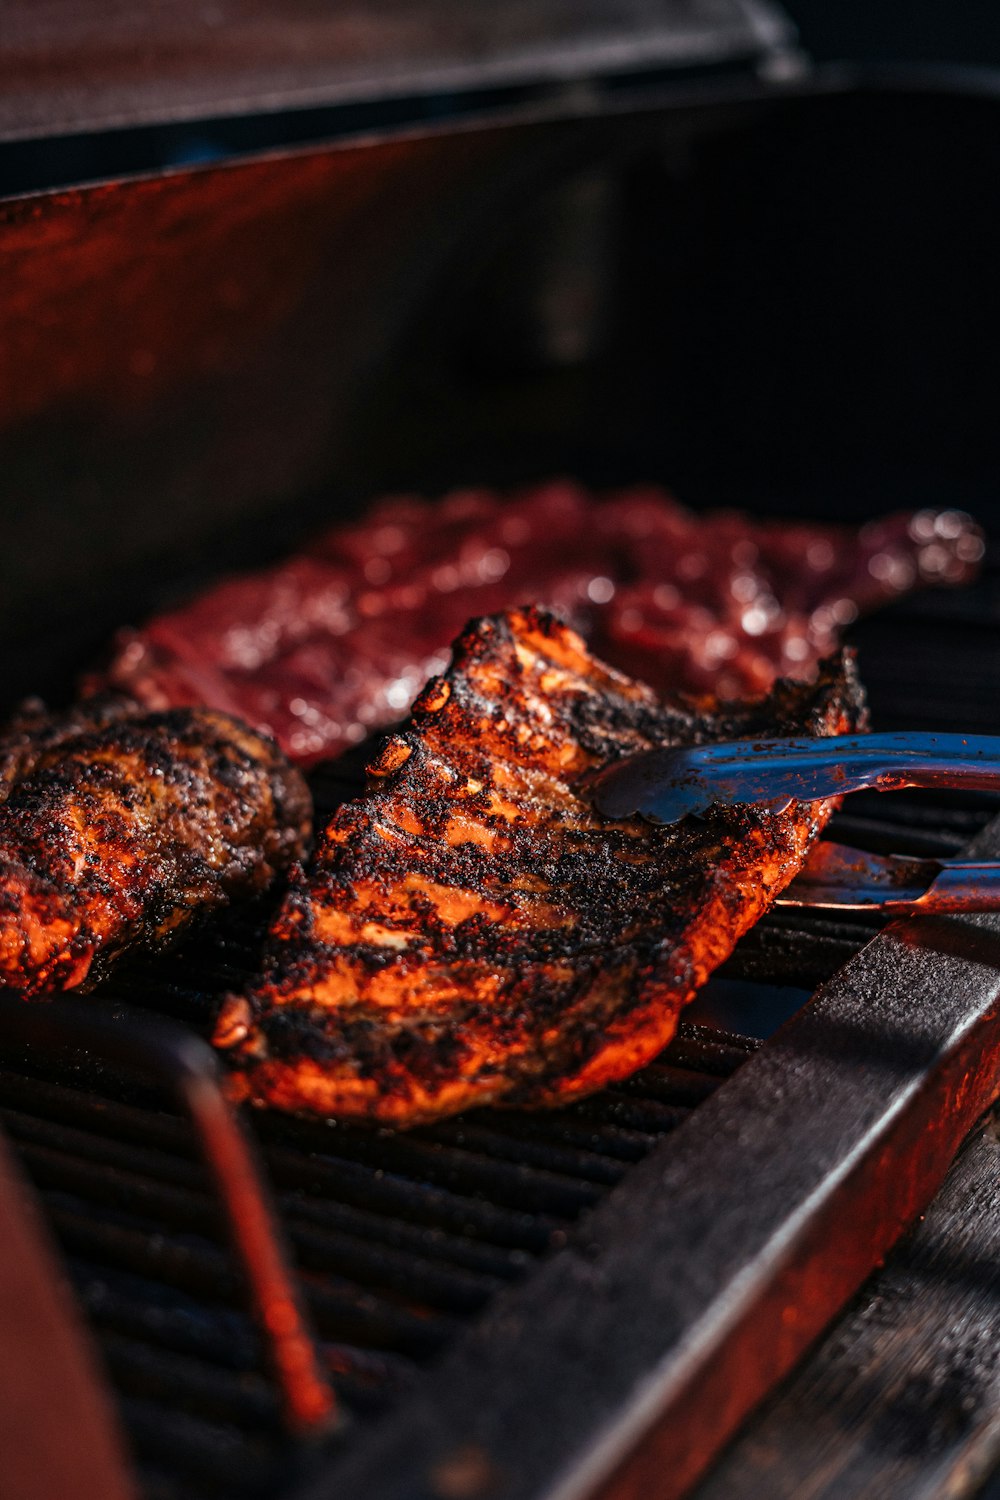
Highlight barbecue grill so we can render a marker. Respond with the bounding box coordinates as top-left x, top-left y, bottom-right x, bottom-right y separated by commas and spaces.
2, 5, 1000, 1499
